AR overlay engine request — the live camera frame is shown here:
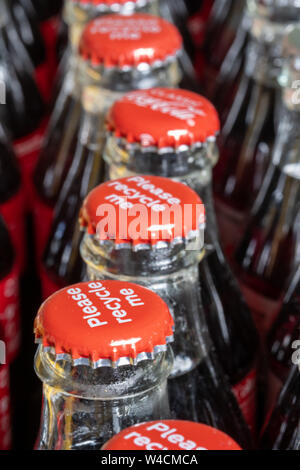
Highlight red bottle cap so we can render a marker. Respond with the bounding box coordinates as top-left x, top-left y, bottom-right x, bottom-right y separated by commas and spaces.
80, 175, 205, 249
34, 281, 174, 368
79, 14, 182, 69
102, 421, 242, 450
107, 88, 220, 149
